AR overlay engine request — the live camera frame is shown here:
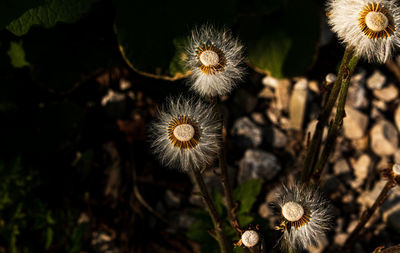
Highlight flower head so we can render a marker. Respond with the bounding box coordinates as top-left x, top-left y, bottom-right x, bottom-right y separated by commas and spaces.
149, 96, 221, 171
241, 230, 260, 248
327, 0, 400, 62
185, 25, 245, 97
274, 183, 332, 251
